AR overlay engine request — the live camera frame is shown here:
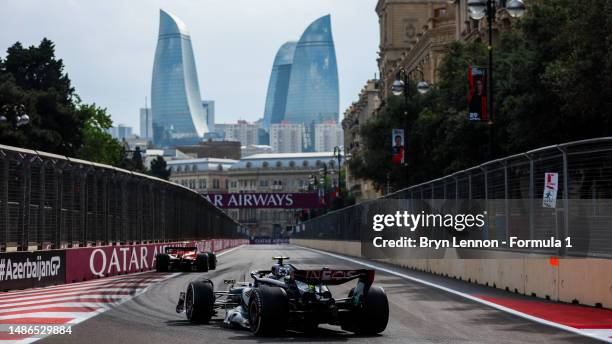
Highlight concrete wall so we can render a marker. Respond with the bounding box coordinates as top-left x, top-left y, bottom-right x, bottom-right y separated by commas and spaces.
291, 238, 612, 309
